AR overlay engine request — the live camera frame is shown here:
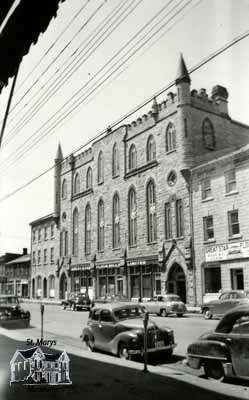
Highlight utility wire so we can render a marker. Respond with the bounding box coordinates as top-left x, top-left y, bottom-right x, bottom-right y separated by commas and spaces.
2, 0, 139, 145
1, 0, 184, 167
1, 12, 249, 202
